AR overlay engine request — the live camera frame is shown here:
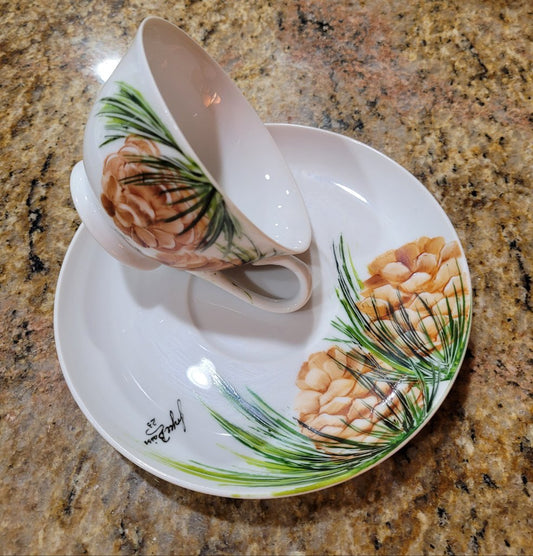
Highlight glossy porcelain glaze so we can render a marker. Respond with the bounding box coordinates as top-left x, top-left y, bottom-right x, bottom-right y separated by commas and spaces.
56, 125, 471, 498
77, 17, 312, 312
